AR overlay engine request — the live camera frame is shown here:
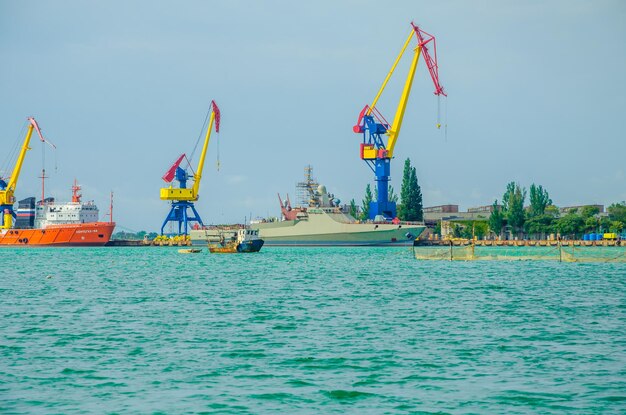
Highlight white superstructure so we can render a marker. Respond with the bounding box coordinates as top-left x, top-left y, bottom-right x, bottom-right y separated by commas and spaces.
34, 199, 99, 228
33, 181, 101, 229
